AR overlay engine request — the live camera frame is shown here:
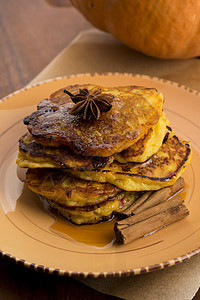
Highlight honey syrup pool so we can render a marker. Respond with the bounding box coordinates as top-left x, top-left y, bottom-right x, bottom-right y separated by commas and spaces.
40, 197, 117, 248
